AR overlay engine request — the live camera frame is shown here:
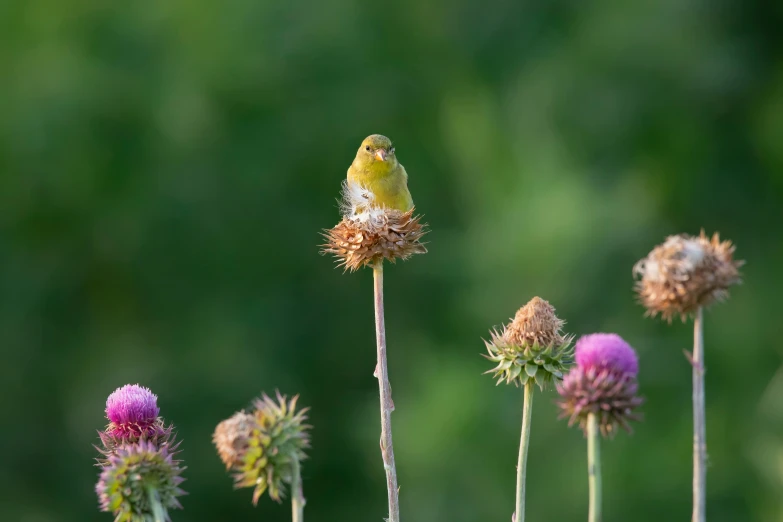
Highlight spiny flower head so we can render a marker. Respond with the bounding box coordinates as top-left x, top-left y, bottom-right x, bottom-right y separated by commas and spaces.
484, 297, 574, 389
106, 384, 159, 426
321, 181, 427, 272
96, 439, 186, 522
557, 333, 643, 438
213, 391, 311, 505
504, 297, 568, 348
575, 333, 639, 376
633, 231, 743, 322
100, 384, 171, 450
